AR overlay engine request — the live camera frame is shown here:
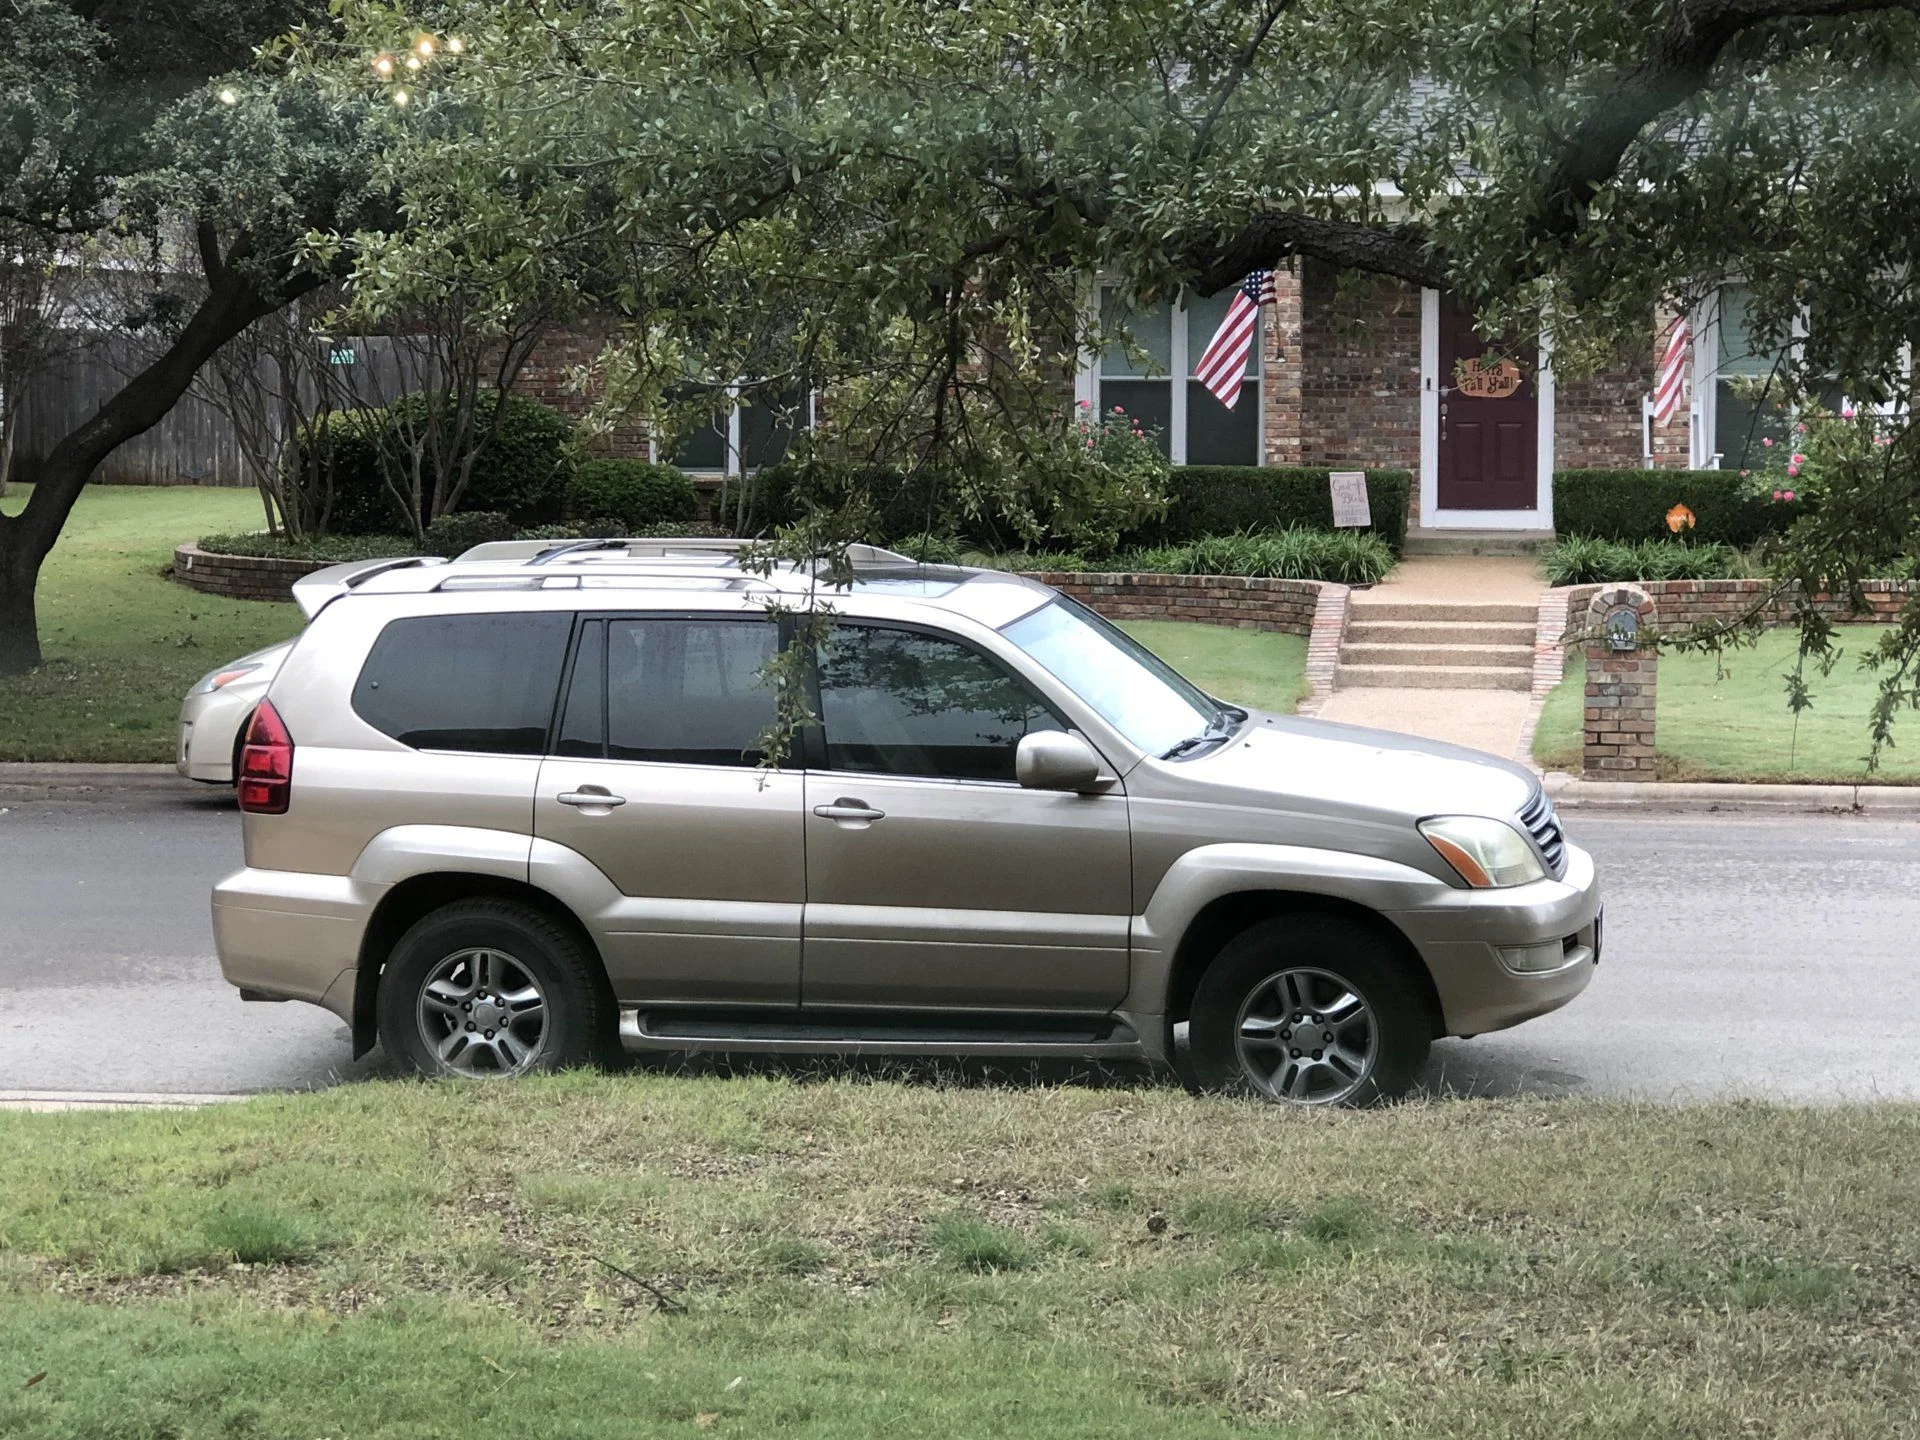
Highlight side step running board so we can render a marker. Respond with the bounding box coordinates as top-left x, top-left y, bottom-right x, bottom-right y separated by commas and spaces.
619, 1008, 1146, 1060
